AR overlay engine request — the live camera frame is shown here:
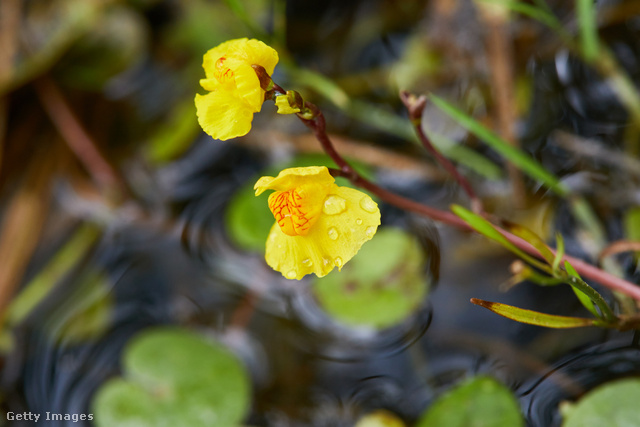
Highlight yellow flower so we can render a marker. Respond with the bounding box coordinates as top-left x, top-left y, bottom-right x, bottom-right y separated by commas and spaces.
195, 38, 278, 140
254, 166, 381, 280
